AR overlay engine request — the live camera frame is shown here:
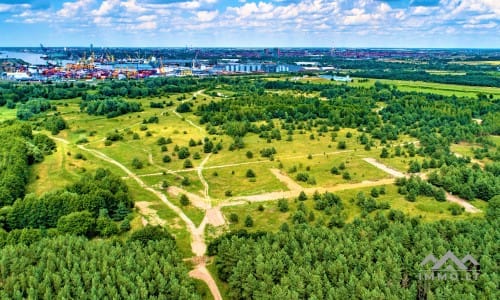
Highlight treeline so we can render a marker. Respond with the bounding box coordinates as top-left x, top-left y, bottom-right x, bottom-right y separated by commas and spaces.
0, 121, 54, 206
80, 98, 142, 118
3, 168, 133, 237
210, 202, 499, 299
353, 69, 500, 87
0, 81, 88, 106
196, 92, 379, 137
85, 76, 213, 100
428, 164, 499, 201
0, 230, 201, 299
